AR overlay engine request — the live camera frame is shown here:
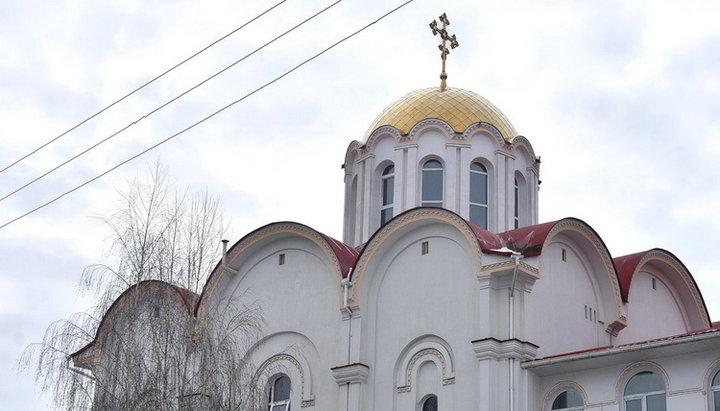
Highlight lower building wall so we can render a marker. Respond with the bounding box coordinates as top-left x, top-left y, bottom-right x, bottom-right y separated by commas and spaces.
530, 347, 720, 411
